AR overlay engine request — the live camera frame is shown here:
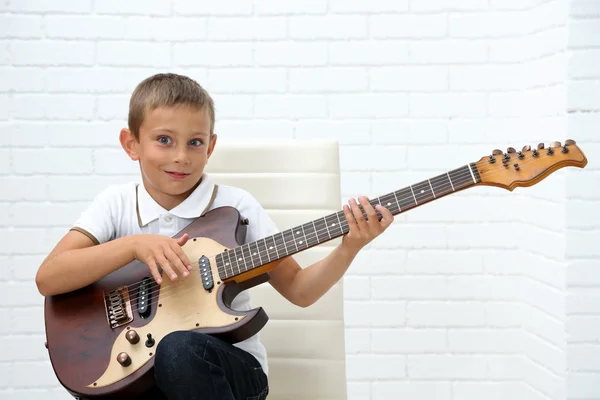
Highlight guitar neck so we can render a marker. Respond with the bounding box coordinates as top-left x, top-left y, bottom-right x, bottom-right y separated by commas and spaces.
216, 162, 482, 281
